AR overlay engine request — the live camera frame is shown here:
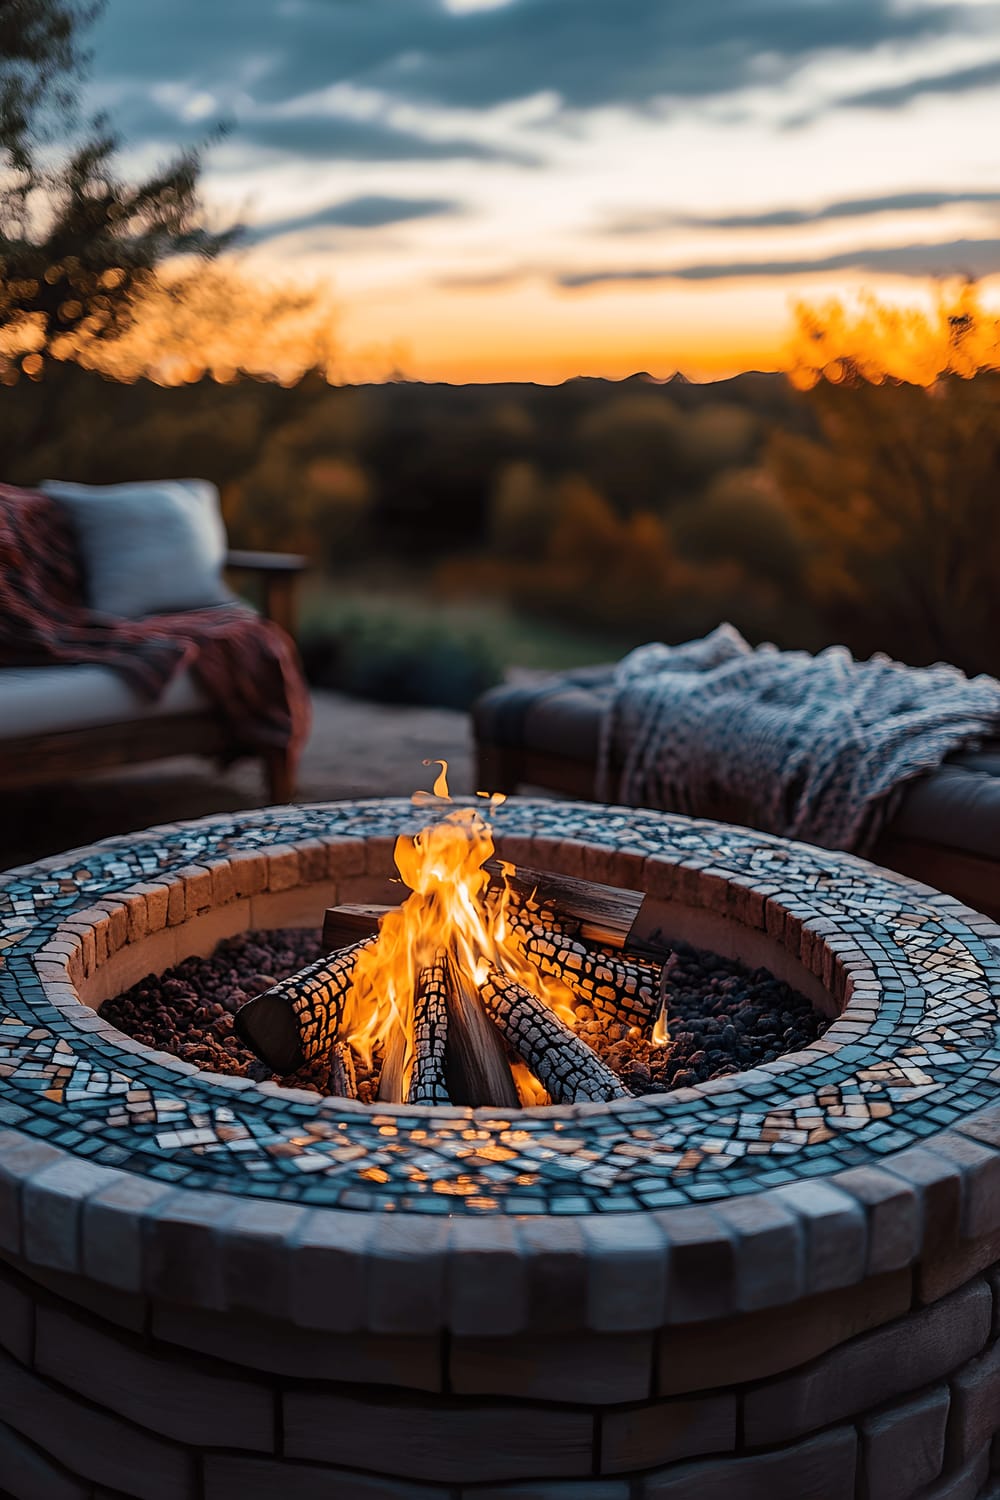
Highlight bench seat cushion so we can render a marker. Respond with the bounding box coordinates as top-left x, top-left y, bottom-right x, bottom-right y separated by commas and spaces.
473, 668, 614, 763
473, 673, 1000, 863
0, 666, 210, 741
887, 752, 1000, 861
